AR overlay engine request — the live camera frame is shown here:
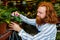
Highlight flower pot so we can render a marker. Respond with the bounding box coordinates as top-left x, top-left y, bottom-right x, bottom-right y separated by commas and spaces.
0, 23, 7, 35
0, 31, 12, 40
